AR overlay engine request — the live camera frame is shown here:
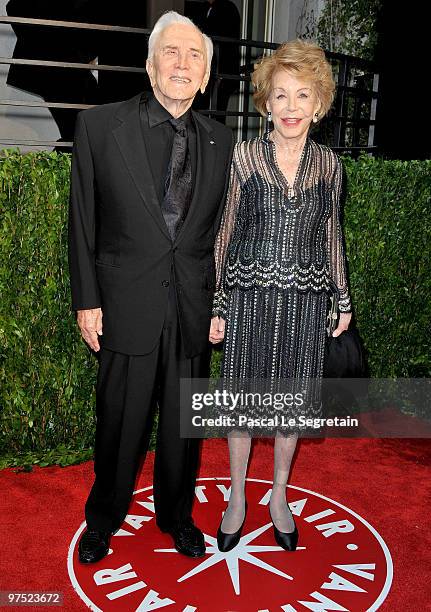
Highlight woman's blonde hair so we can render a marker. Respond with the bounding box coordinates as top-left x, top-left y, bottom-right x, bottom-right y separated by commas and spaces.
252, 39, 335, 122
